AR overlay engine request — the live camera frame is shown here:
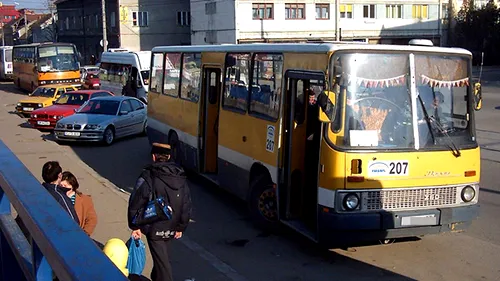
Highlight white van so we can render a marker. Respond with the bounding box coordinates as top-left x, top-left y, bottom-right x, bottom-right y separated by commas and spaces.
98, 50, 151, 103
